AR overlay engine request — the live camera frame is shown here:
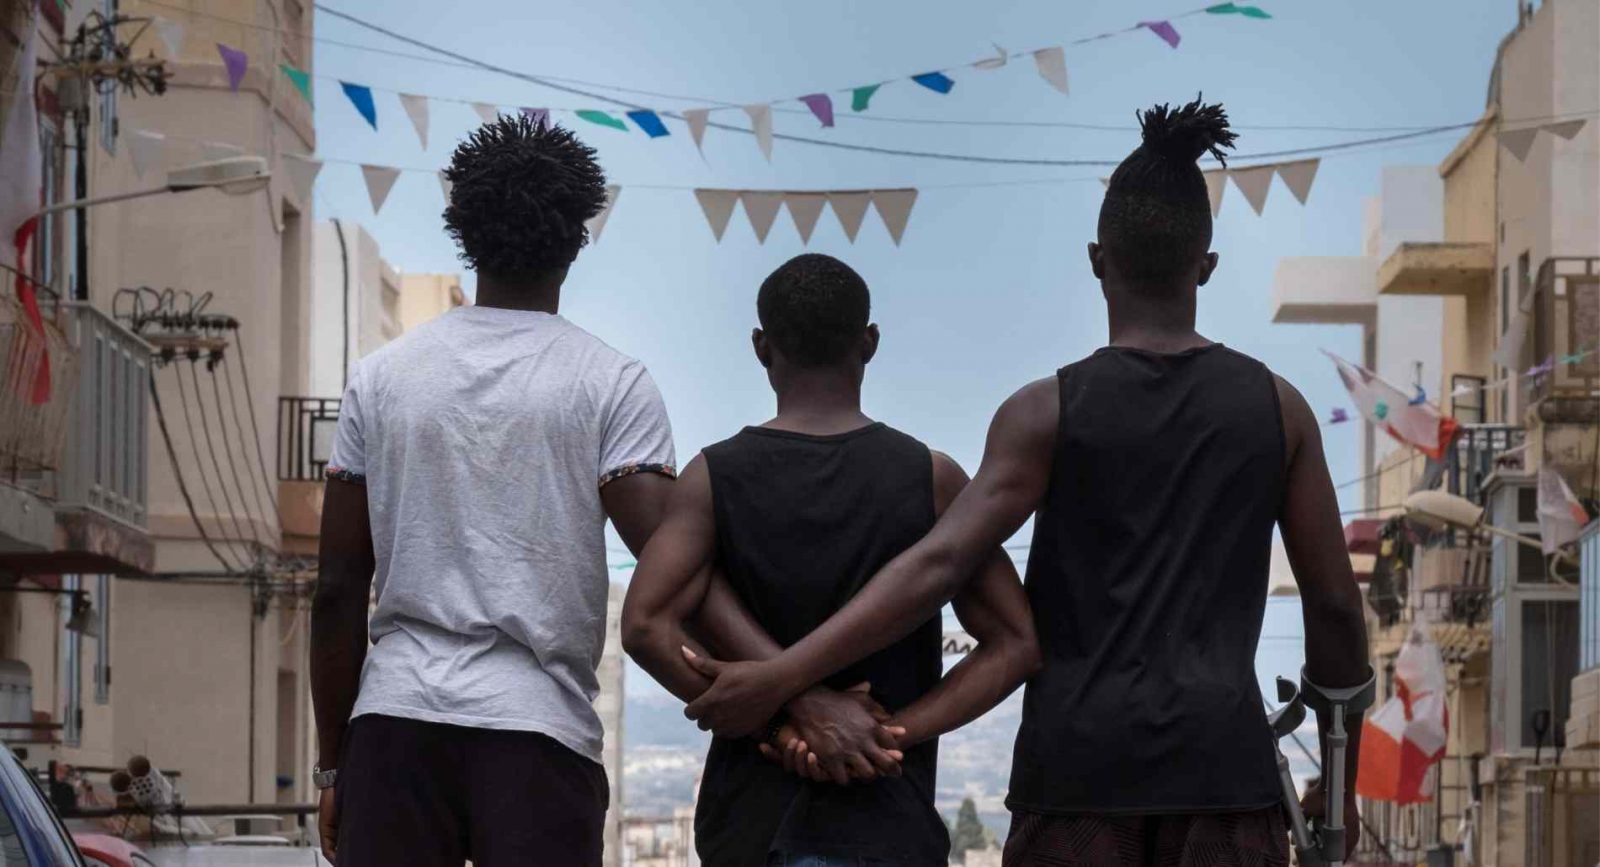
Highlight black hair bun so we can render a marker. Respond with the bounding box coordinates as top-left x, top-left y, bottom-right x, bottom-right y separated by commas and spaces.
1138, 95, 1238, 167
